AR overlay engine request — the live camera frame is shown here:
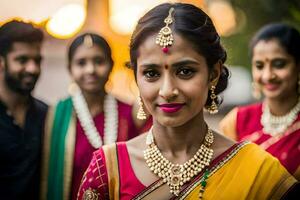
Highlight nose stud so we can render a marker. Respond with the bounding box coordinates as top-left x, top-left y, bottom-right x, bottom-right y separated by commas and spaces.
271, 74, 276, 79
172, 89, 179, 95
